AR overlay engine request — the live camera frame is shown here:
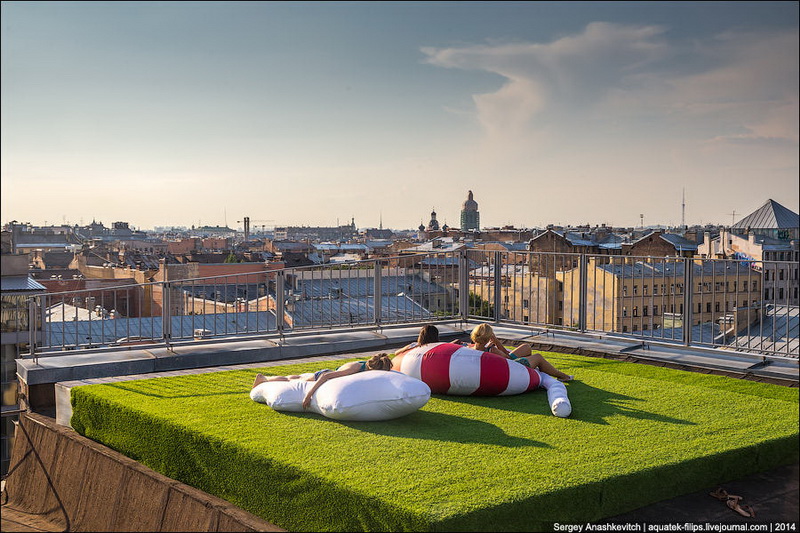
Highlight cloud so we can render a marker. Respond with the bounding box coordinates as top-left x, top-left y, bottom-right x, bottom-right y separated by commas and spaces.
422, 23, 799, 148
